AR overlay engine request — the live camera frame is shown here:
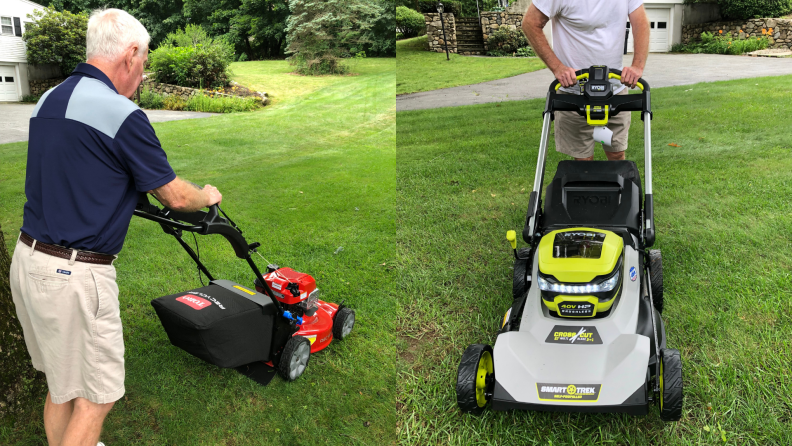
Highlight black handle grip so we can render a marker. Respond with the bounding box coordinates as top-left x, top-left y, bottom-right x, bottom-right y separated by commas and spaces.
547, 67, 650, 92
